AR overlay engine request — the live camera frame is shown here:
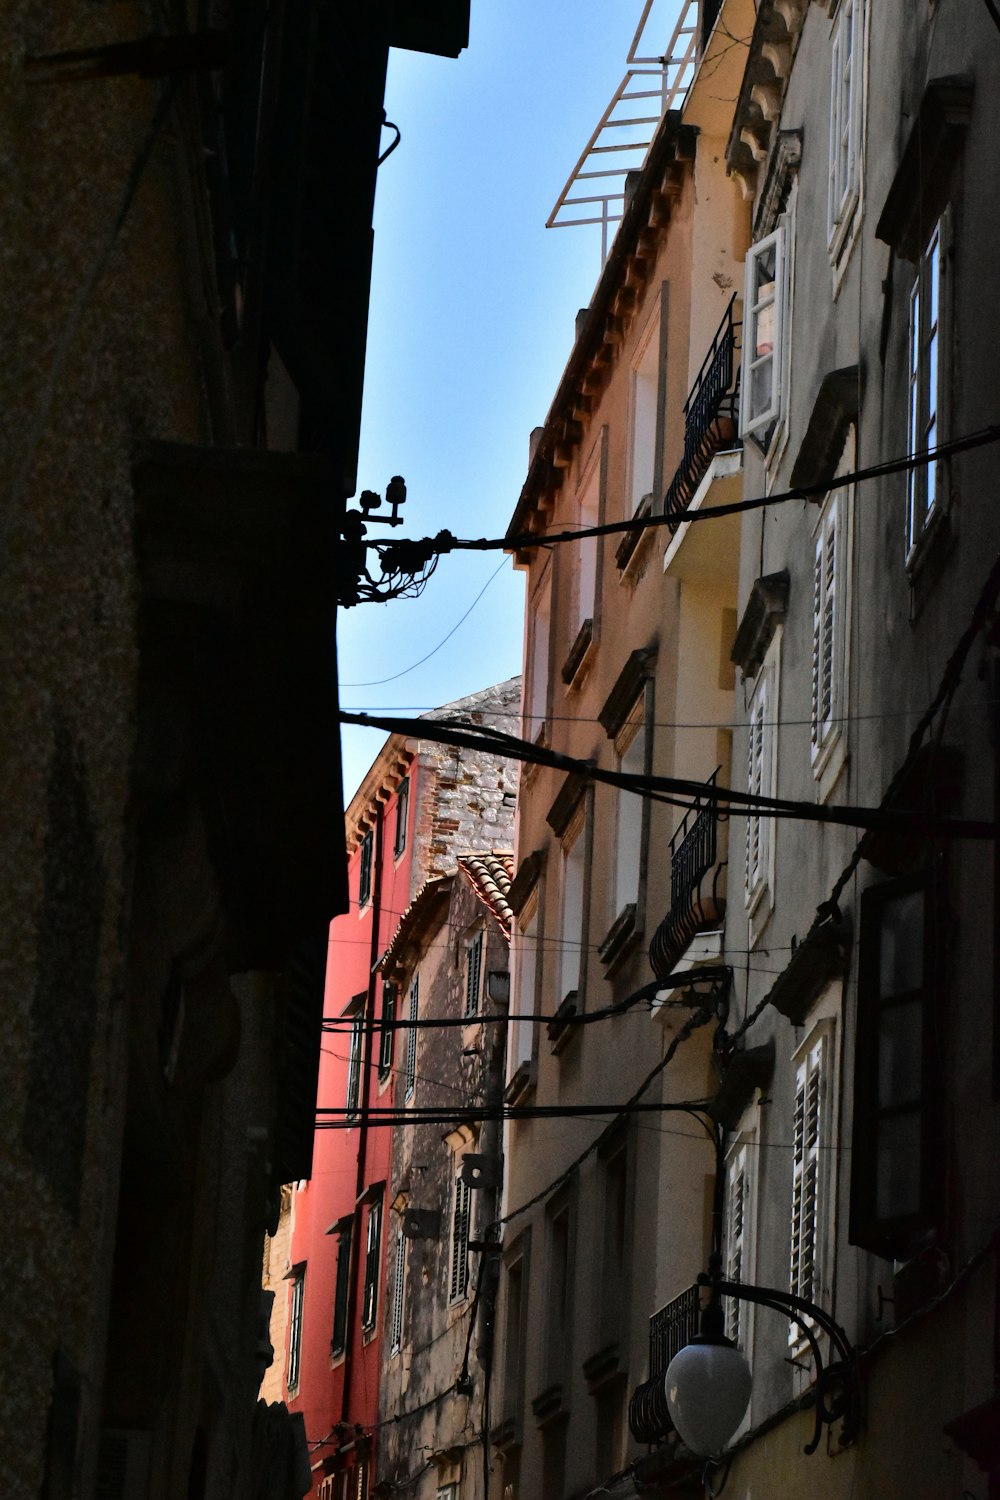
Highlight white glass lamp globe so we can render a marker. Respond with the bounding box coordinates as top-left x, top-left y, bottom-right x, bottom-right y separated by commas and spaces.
664, 1340, 753, 1457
